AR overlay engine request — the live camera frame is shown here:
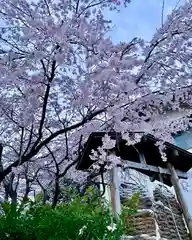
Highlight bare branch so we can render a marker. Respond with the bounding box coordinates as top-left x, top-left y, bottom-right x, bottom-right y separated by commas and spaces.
78, 0, 105, 17
75, 0, 80, 14
18, 127, 24, 165
161, 0, 165, 27
58, 159, 79, 178
23, 124, 34, 155
32, 60, 56, 149
43, 0, 51, 16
